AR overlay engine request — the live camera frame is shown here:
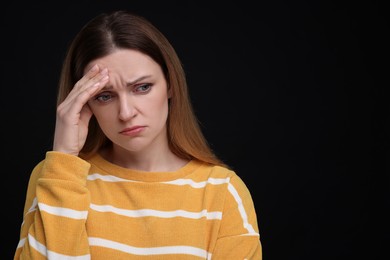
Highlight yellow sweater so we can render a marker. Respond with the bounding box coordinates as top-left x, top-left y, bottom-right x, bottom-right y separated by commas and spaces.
14, 151, 262, 259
